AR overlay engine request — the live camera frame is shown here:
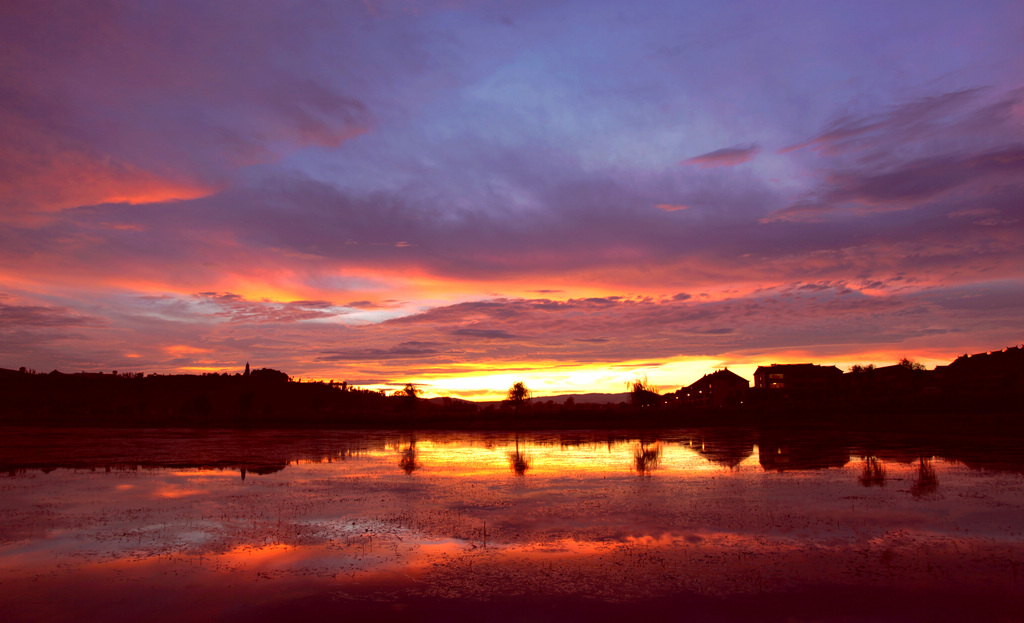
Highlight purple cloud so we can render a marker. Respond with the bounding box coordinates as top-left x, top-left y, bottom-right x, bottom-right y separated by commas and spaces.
319, 342, 443, 362
0, 302, 99, 328
682, 145, 761, 168
765, 89, 1024, 224
452, 329, 520, 340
